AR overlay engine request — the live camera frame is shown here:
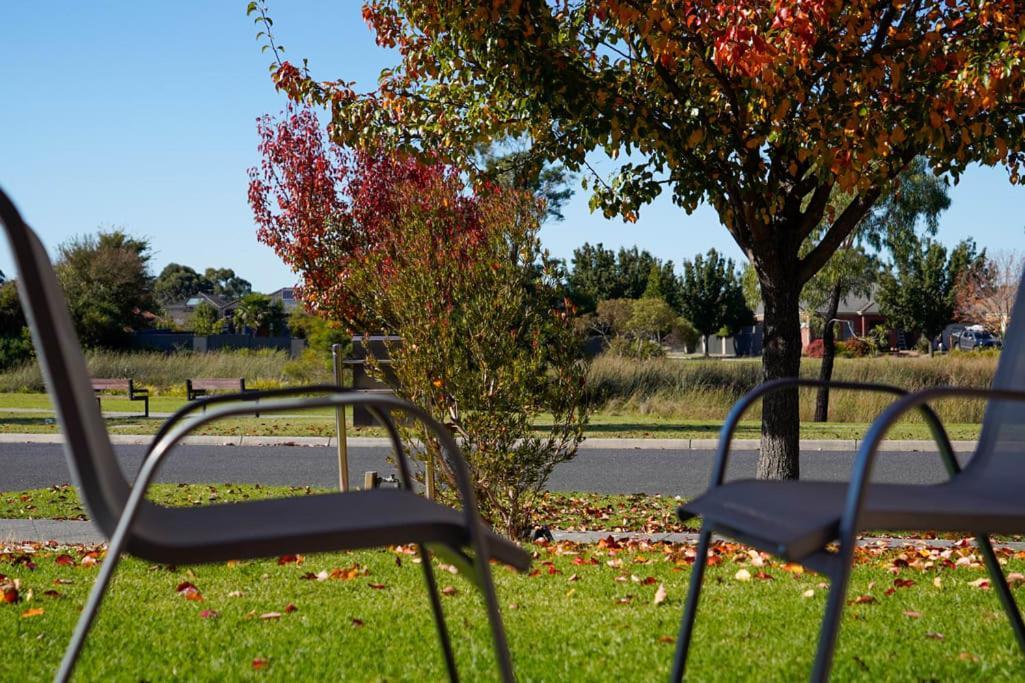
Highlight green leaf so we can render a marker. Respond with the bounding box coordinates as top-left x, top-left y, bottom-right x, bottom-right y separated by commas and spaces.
246, 2, 258, 16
